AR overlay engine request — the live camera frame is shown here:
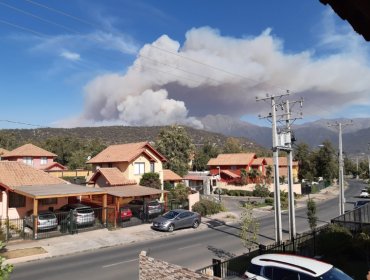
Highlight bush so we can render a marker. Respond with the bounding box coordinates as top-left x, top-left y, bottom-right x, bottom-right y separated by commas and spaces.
317, 224, 353, 258
265, 197, 274, 205
192, 199, 224, 216
252, 184, 270, 197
